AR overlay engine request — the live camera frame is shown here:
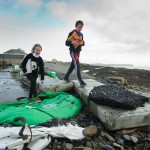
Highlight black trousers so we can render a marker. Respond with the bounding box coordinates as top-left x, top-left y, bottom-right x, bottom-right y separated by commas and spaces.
26, 74, 37, 98
65, 51, 84, 84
